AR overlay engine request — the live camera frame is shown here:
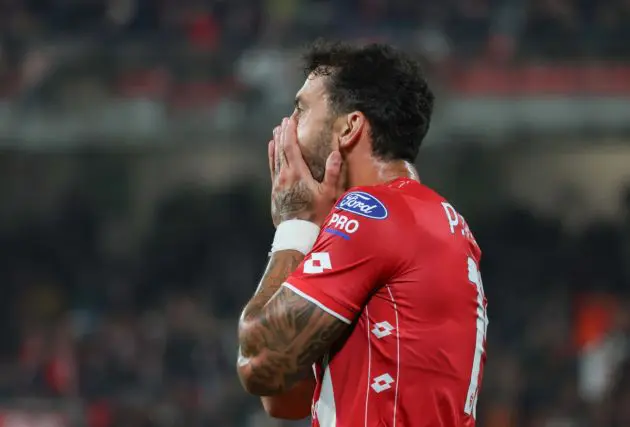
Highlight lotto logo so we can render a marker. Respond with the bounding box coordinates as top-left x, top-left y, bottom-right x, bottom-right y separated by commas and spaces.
371, 321, 395, 339
371, 374, 395, 393
303, 252, 332, 274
